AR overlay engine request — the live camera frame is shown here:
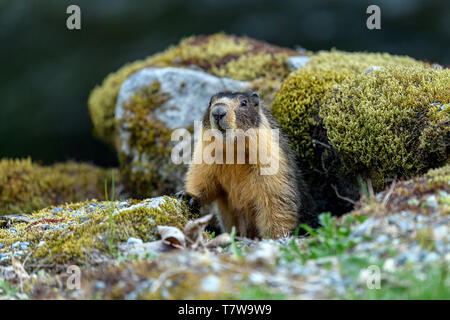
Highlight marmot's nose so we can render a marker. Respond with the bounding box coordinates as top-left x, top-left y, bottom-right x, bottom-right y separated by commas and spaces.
212, 105, 227, 121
